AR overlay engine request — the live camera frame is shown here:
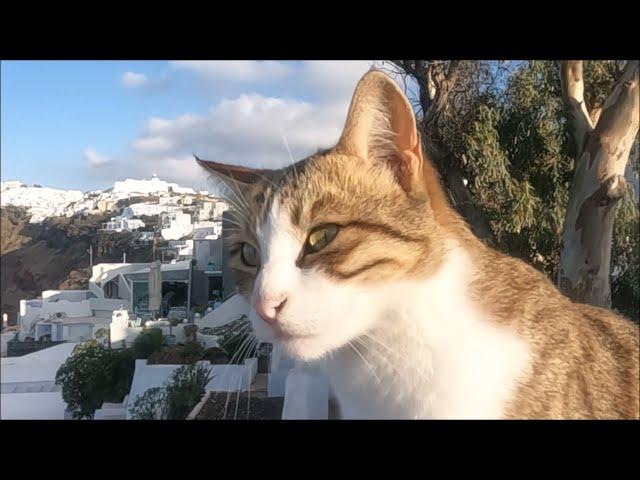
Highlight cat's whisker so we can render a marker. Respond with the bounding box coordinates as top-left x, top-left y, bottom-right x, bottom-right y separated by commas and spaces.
280, 131, 301, 187
356, 334, 431, 388
212, 326, 256, 404
224, 193, 254, 228
348, 340, 383, 388
219, 179, 254, 221
359, 332, 433, 384
351, 337, 398, 398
